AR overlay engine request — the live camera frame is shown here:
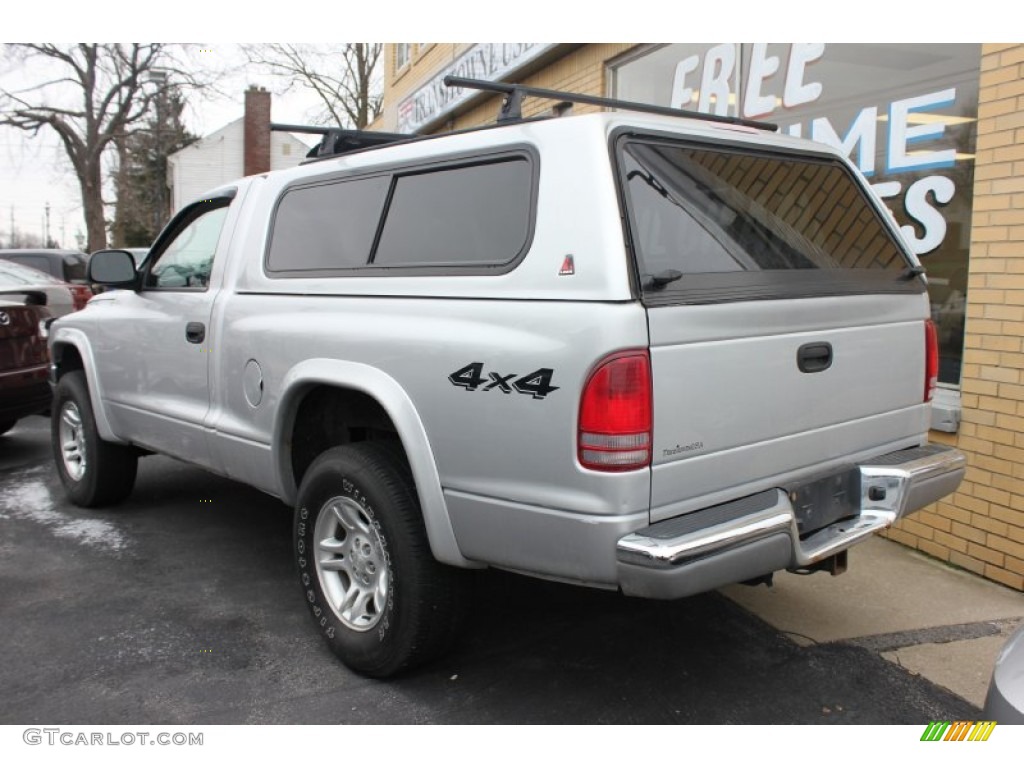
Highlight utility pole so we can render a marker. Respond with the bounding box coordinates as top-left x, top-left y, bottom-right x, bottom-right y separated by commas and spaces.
45, 201, 51, 246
